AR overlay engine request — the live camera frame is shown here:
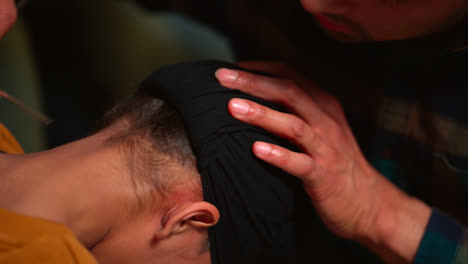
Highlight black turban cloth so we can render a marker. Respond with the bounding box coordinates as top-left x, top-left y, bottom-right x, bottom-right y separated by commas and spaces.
139, 60, 319, 264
